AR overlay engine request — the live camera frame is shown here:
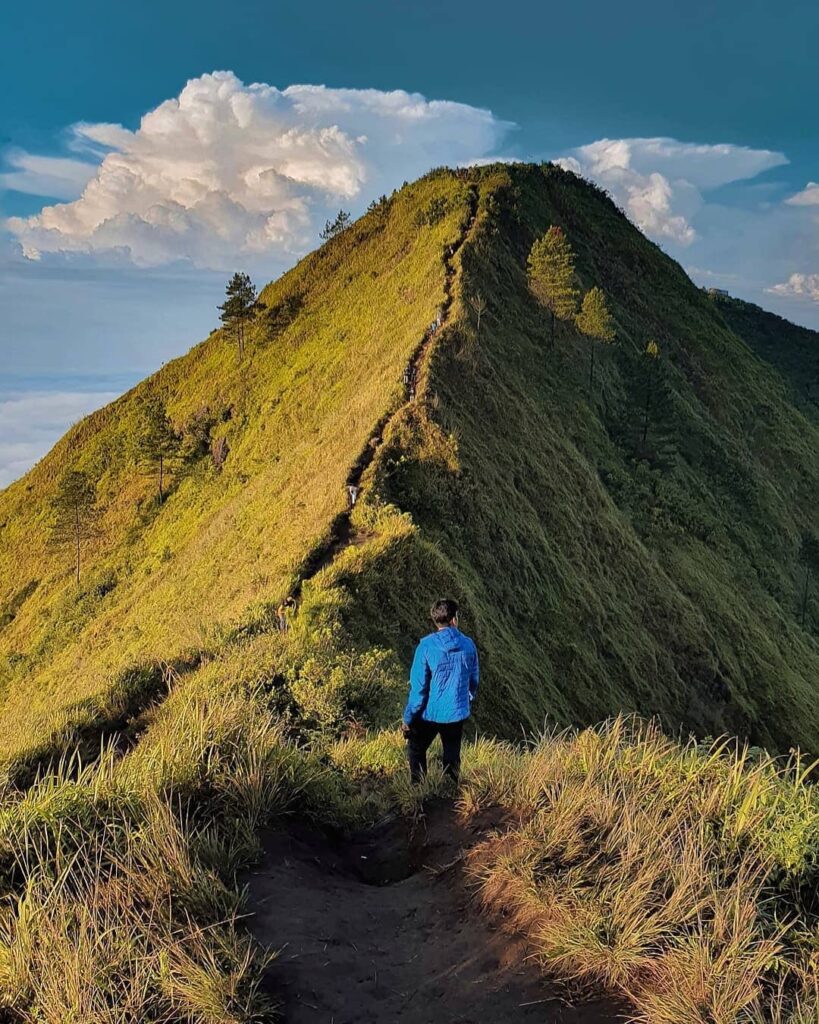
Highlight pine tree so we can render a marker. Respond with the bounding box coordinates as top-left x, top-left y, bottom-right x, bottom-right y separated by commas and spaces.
50, 469, 100, 585
576, 286, 616, 394
218, 272, 258, 361
367, 195, 389, 215
527, 226, 579, 346
320, 210, 351, 240
136, 393, 179, 502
